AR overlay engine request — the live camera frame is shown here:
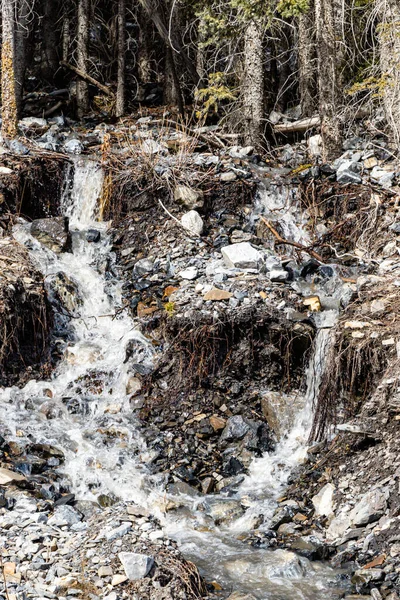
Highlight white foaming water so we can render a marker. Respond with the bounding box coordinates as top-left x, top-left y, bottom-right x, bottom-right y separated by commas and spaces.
0, 161, 343, 599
